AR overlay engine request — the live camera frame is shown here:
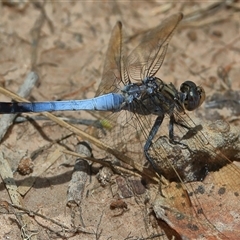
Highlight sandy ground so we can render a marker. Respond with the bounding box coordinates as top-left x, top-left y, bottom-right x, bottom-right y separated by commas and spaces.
0, 1, 240, 240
